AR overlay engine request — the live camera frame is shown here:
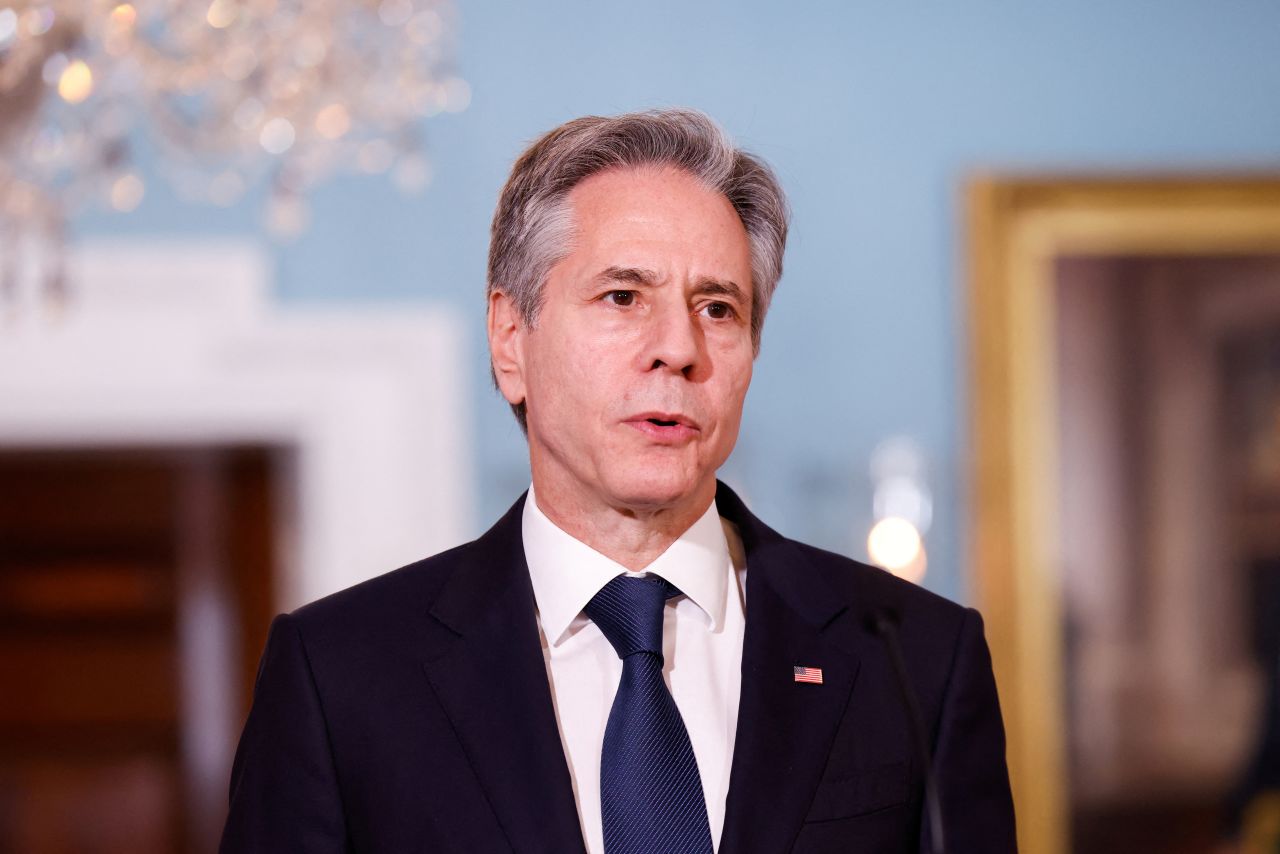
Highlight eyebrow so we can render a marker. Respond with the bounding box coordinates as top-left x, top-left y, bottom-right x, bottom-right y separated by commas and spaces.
592, 266, 661, 287
695, 278, 747, 303
591, 266, 748, 303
